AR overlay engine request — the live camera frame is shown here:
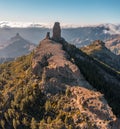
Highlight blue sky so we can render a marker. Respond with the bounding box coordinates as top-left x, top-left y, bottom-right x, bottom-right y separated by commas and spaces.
0, 0, 120, 25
